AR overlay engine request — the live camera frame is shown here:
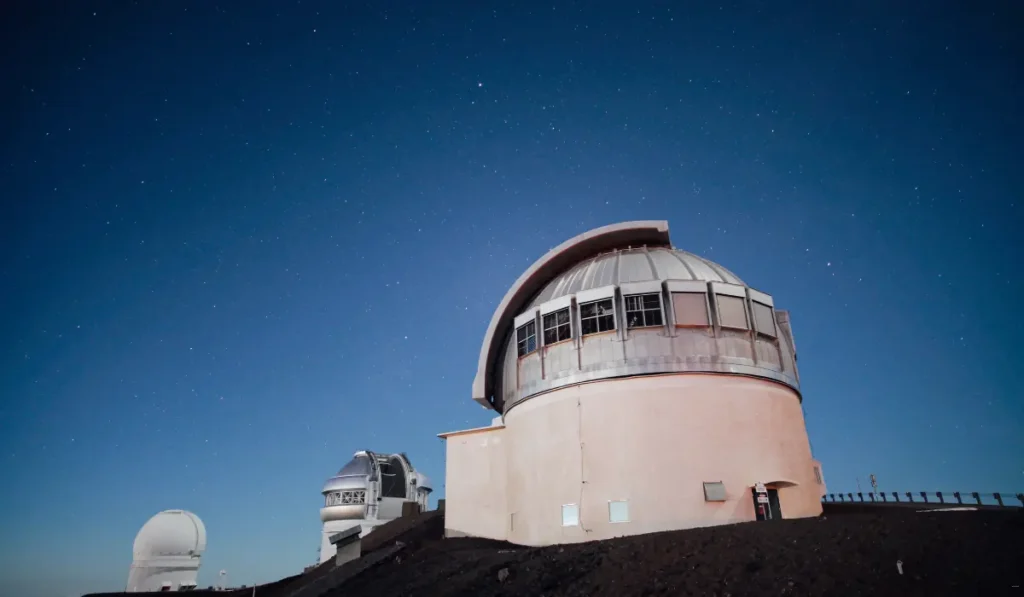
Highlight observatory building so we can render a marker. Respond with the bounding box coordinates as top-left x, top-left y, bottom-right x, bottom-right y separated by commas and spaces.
125, 510, 205, 592
318, 450, 432, 563
441, 221, 827, 546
